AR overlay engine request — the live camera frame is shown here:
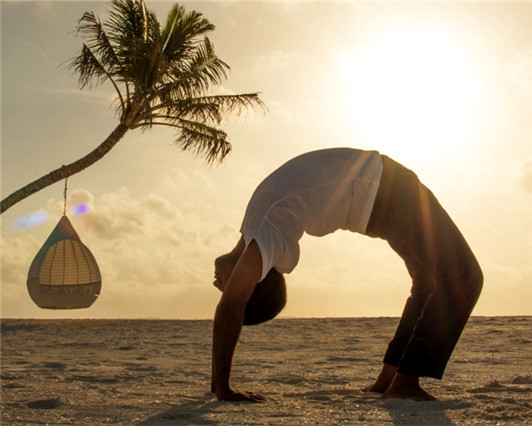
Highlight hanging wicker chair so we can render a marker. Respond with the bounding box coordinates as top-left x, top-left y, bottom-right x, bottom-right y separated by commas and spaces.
27, 215, 101, 309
